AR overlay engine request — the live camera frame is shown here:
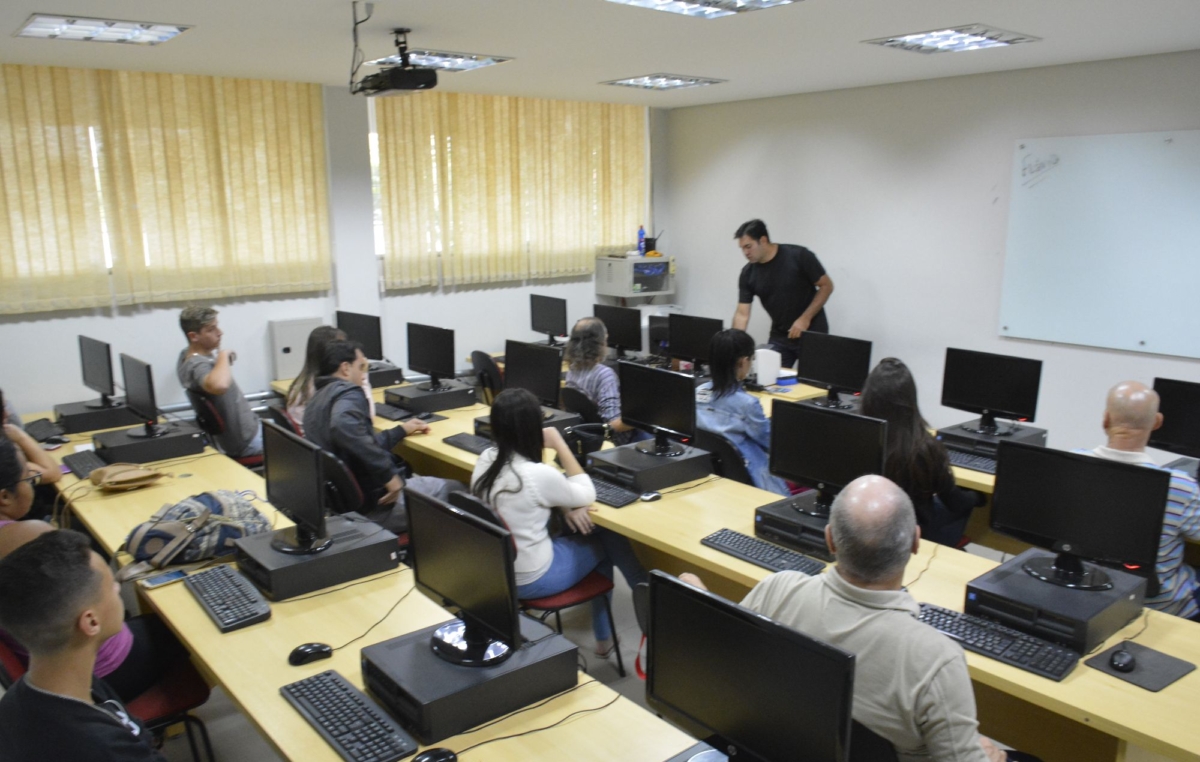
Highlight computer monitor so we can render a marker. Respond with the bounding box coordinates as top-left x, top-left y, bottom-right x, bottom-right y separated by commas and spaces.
336, 311, 384, 362
941, 348, 1042, 435
619, 361, 697, 457
406, 488, 522, 667
118, 354, 167, 439
263, 421, 332, 555
407, 323, 456, 392
646, 571, 855, 762
794, 332, 873, 409
668, 314, 722, 368
79, 336, 118, 409
503, 340, 562, 409
530, 294, 567, 346
1149, 377, 1200, 459
594, 304, 642, 358
992, 441, 1169, 591
770, 400, 887, 517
